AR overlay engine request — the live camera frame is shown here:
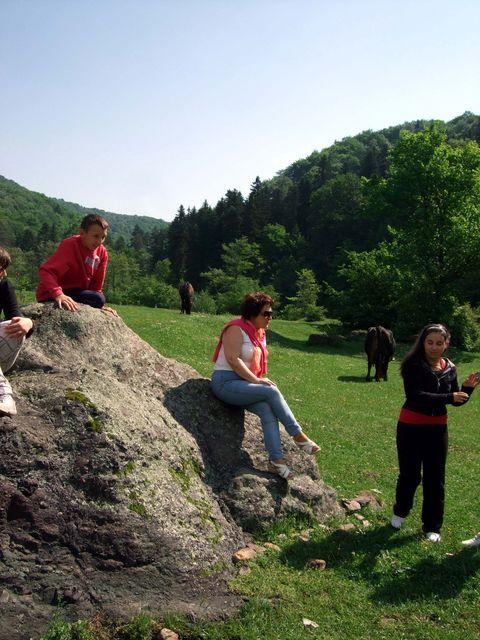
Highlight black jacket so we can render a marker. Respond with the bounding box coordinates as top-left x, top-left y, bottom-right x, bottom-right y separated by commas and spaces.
0, 278, 22, 320
402, 356, 472, 417
0, 278, 34, 337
